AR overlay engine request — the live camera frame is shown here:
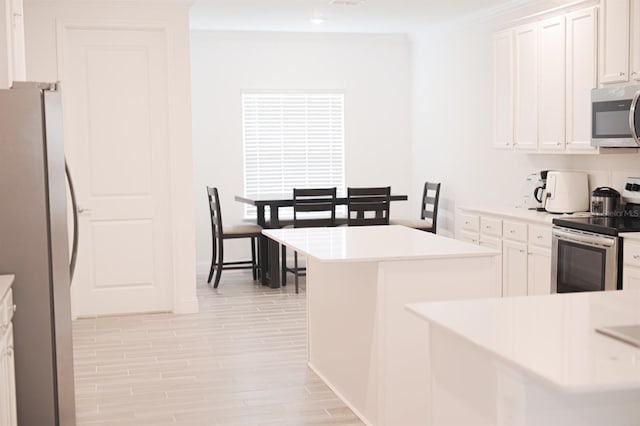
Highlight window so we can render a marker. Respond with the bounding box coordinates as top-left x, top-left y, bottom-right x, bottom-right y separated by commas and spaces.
242, 93, 345, 218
